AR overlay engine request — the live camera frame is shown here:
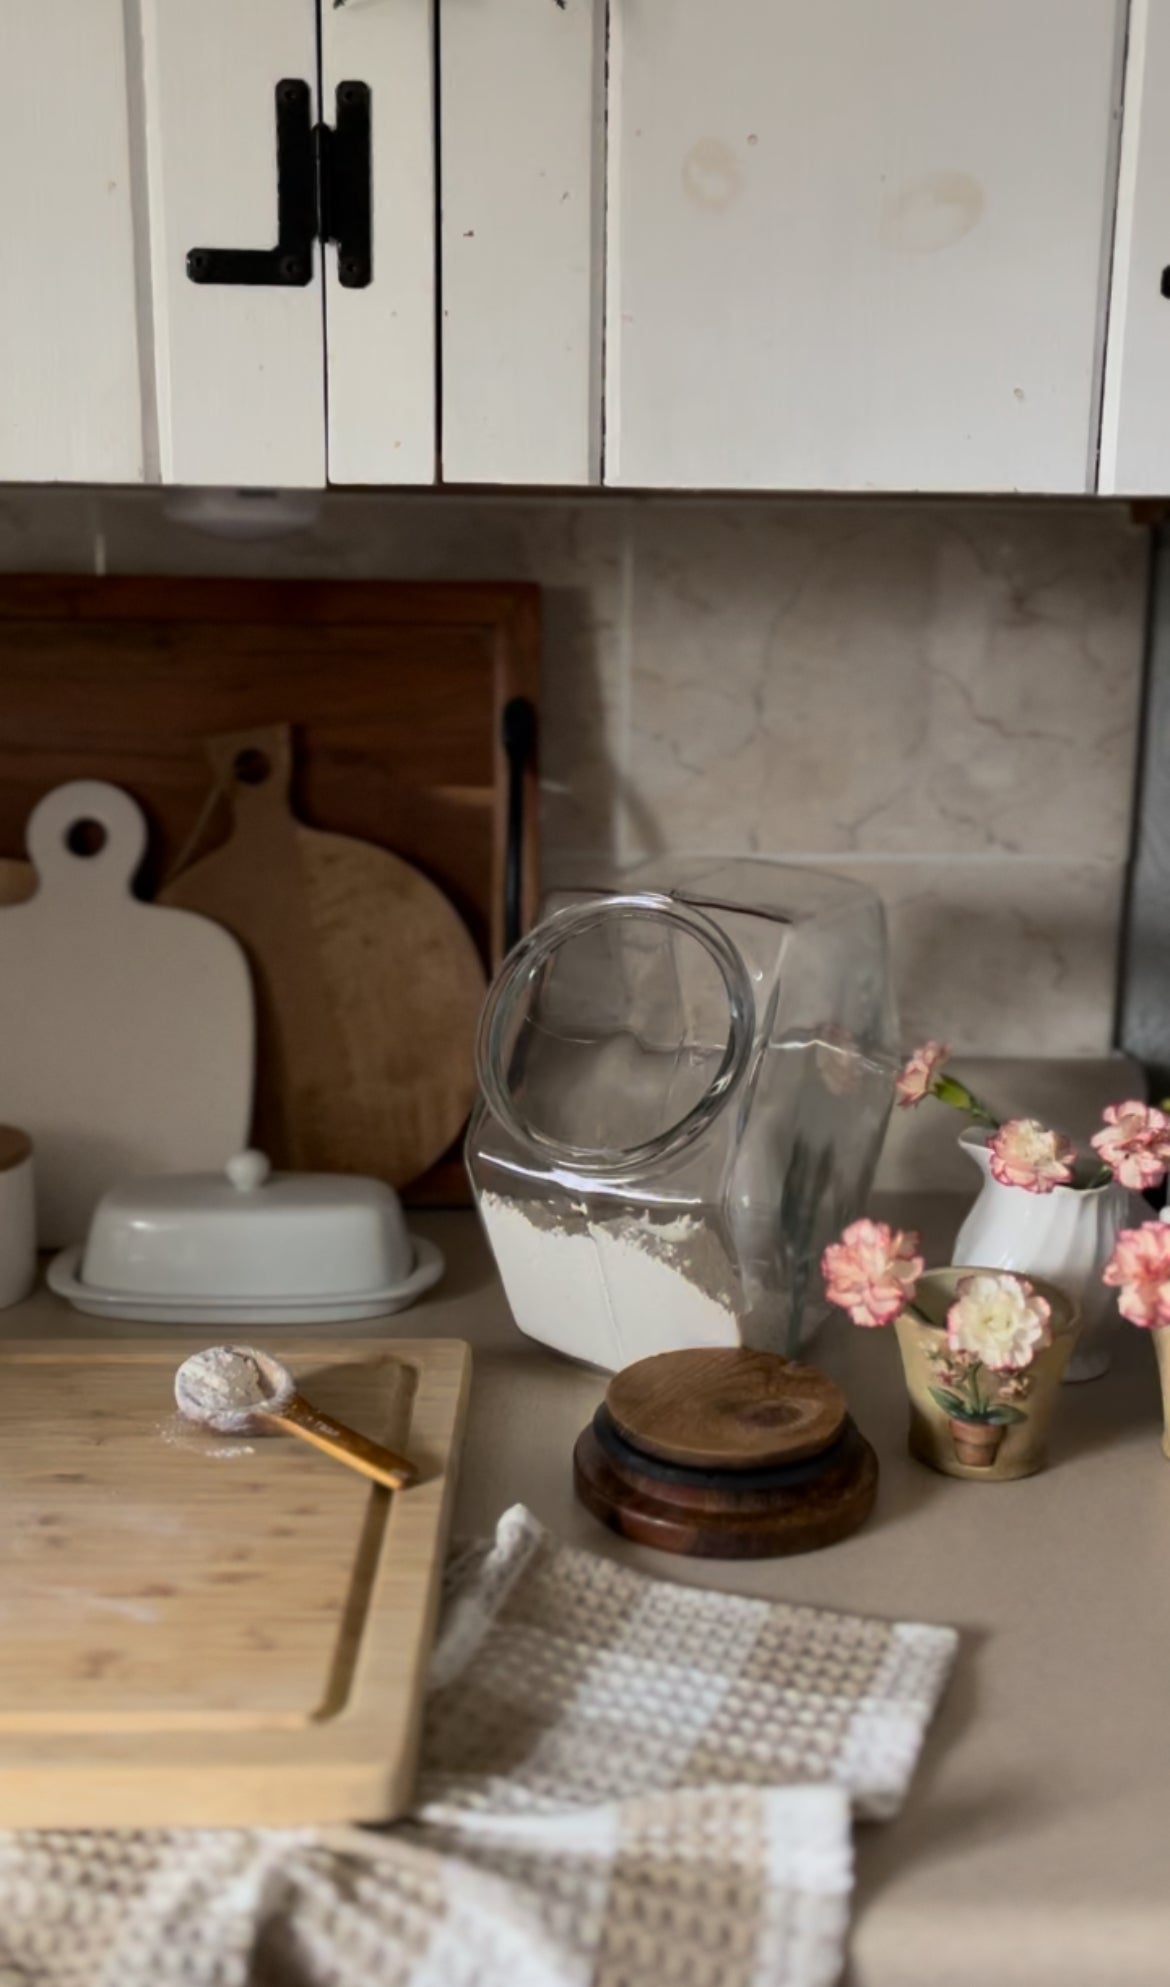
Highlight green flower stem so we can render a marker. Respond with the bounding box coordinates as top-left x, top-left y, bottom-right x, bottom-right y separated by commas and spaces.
930, 1074, 999, 1128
